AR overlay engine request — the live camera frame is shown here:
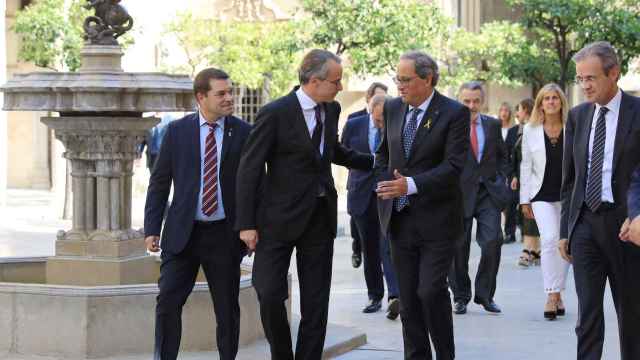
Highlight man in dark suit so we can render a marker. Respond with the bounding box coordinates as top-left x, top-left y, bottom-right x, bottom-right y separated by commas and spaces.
560, 41, 640, 360
448, 81, 509, 315
503, 117, 520, 244
376, 50, 469, 360
347, 82, 389, 268
235, 49, 373, 360
341, 94, 400, 319
144, 68, 251, 360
